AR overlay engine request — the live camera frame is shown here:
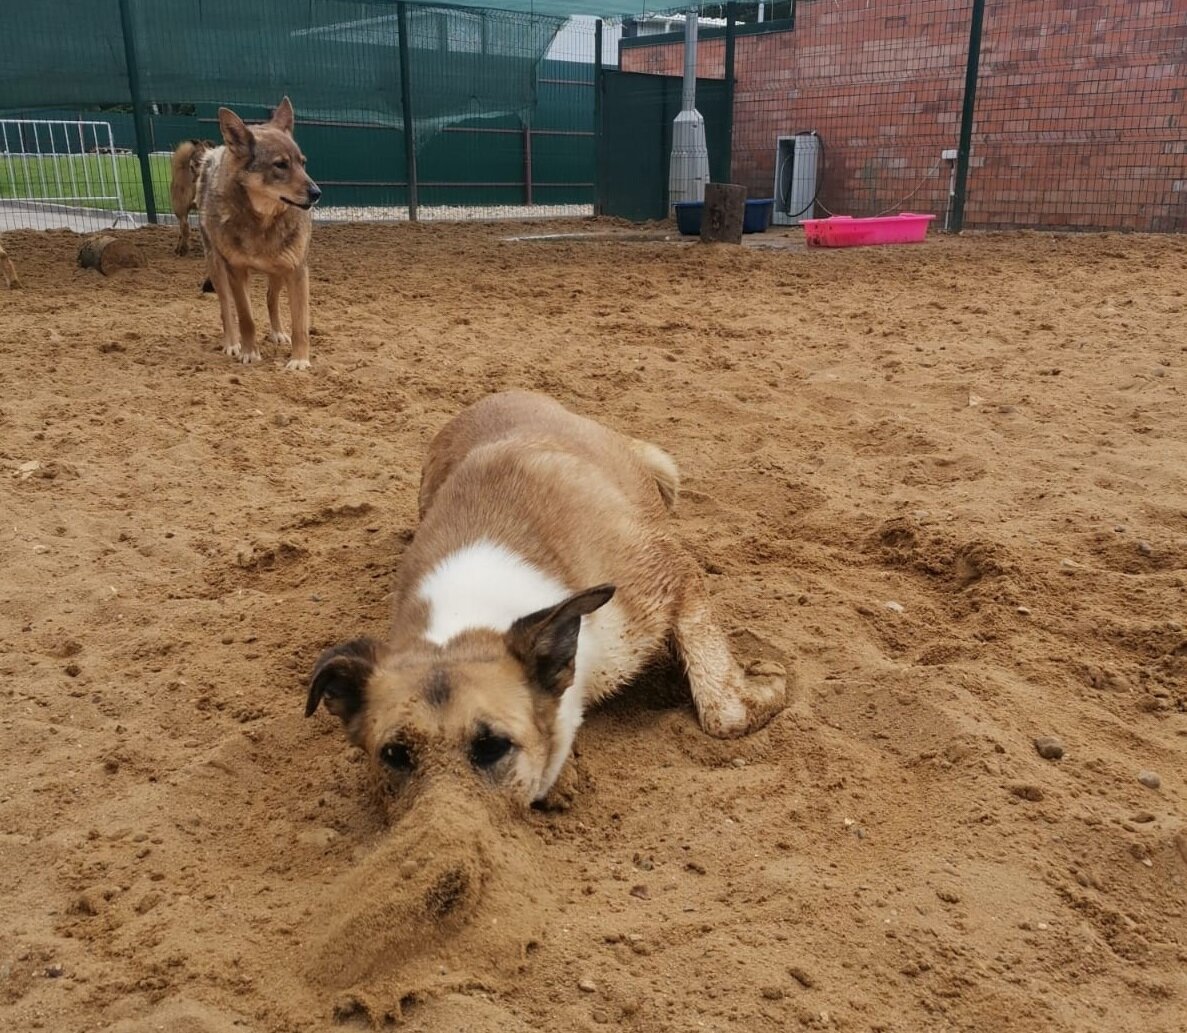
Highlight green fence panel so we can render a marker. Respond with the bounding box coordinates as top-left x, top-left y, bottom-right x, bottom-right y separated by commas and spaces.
599, 70, 730, 223
1, 1, 599, 215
